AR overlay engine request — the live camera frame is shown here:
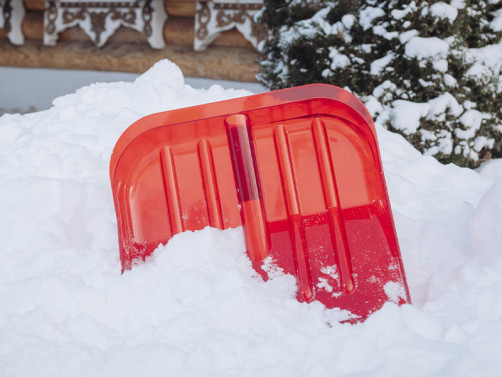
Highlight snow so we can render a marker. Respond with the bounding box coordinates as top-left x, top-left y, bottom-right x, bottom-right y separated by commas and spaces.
466, 41, 502, 82
391, 100, 430, 134
405, 36, 450, 60
458, 110, 485, 139
469, 177, 502, 256
444, 73, 458, 87
491, 7, 502, 32
328, 47, 350, 70
390, 93, 463, 135
450, 0, 466, 9
341, 14, 355, 29
429, 2, 459, 23
433, 58, 449, 72
384, 281, 407, 304
1, 60, 502, 376
359, 6, 385, 30
398, 29, 418, 44
391, 3, 417, 20
477, 158, 502, 179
